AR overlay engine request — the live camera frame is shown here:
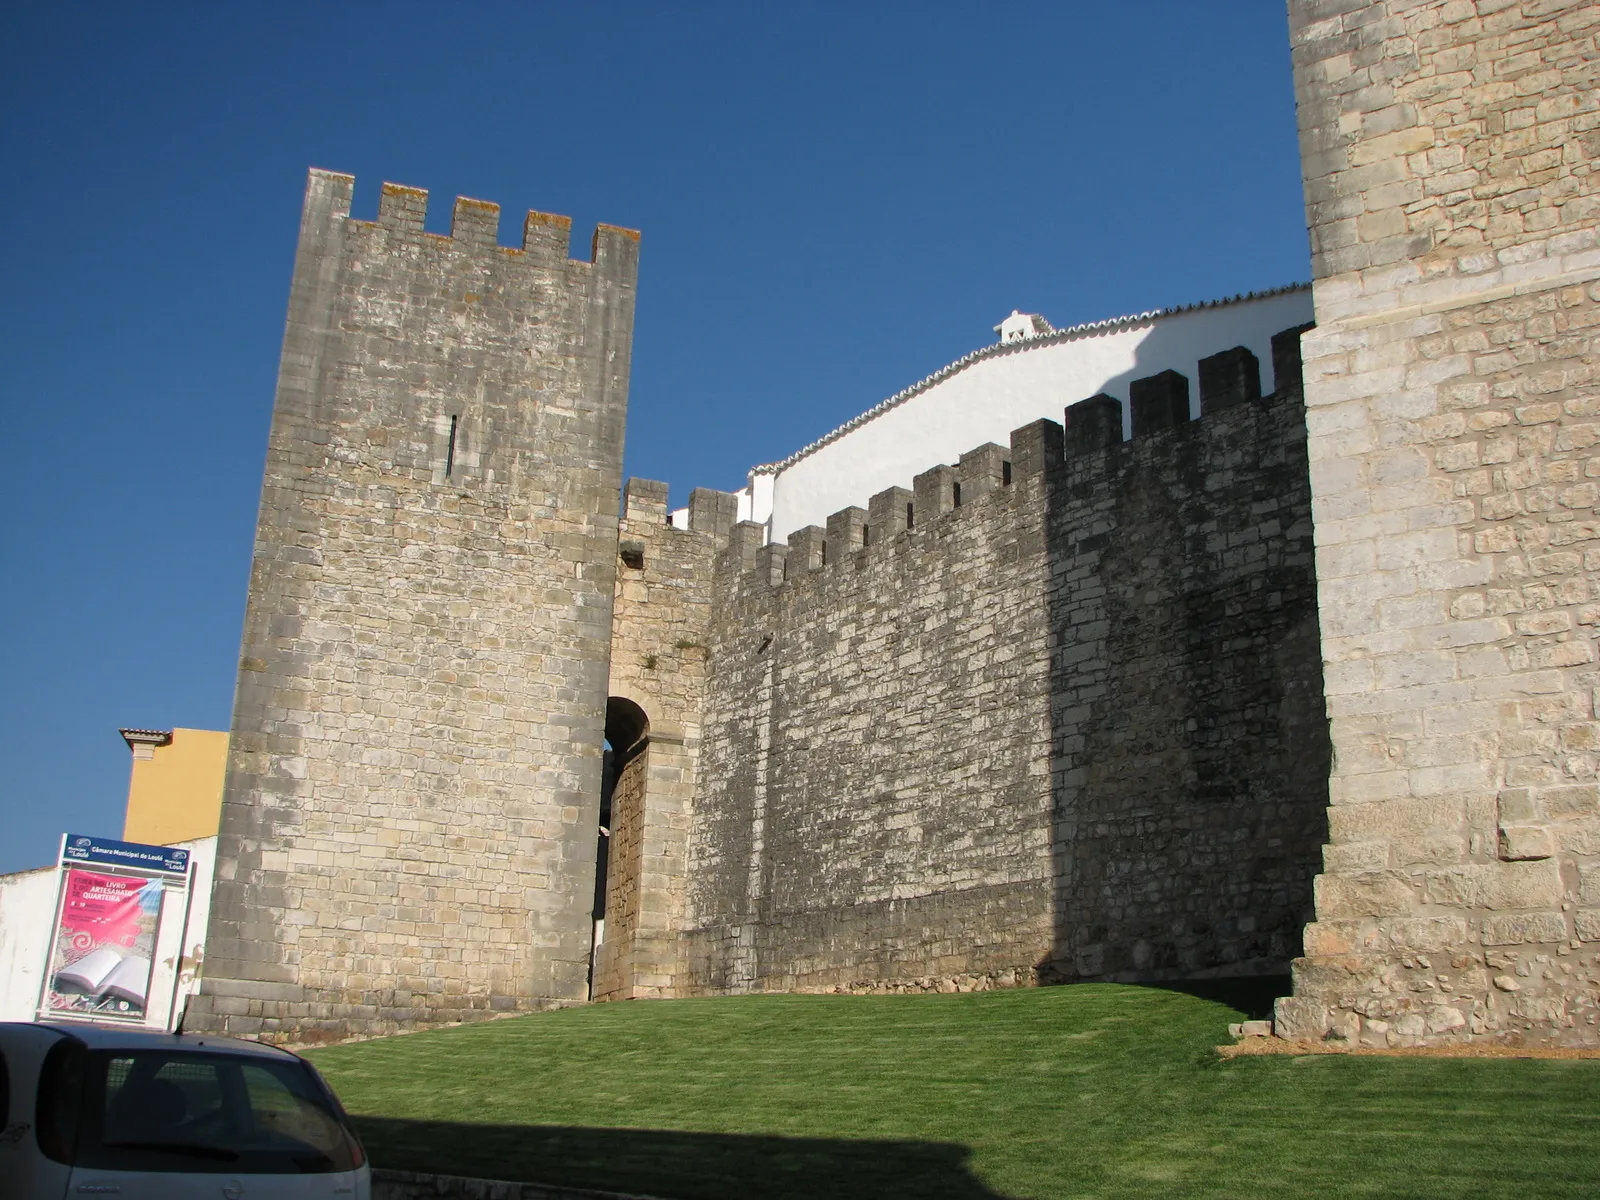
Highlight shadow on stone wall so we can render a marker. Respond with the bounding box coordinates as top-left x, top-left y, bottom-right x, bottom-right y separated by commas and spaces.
355, 1116, 1012, 1199
1039, 329, 1330, 987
